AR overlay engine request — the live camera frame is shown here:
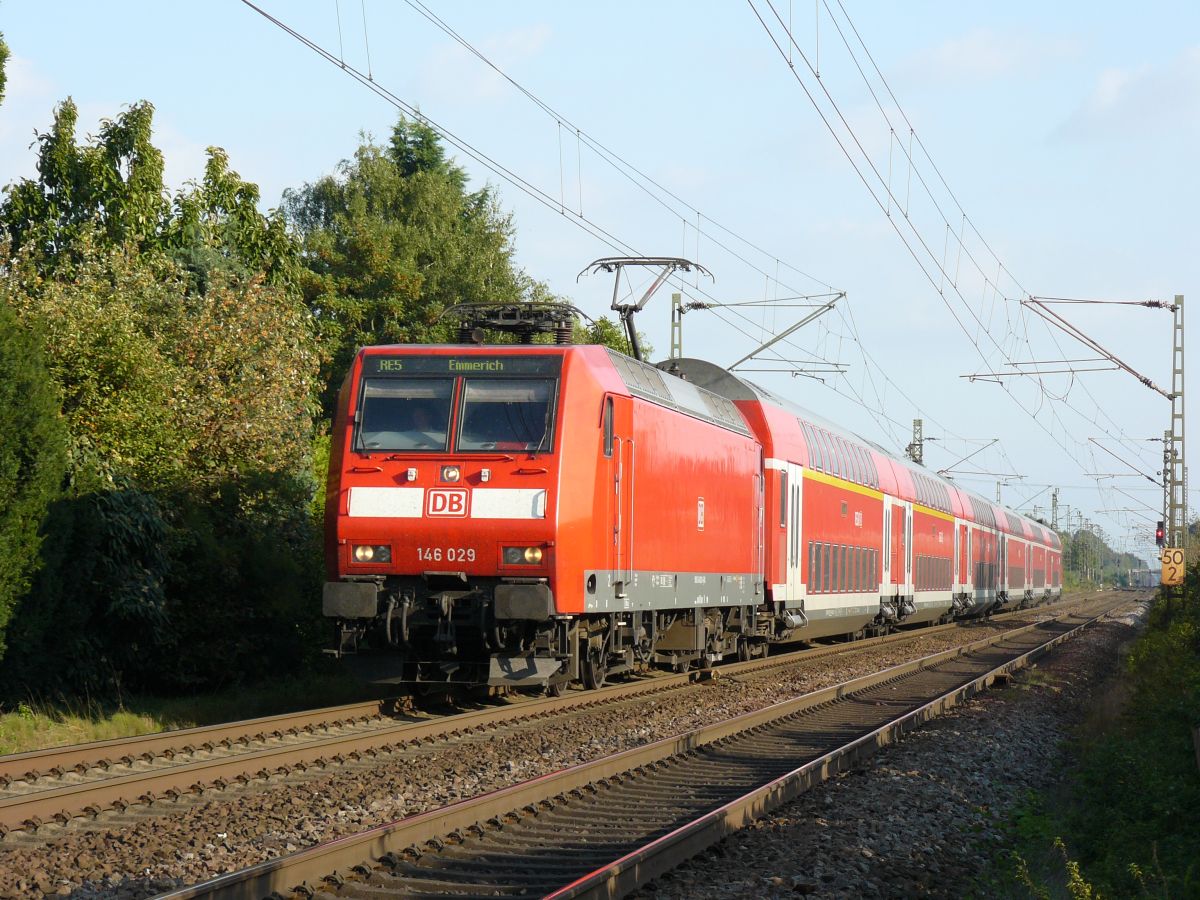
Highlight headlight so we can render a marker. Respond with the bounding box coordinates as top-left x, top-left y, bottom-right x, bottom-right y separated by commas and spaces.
353, 545, 392, 563
503, 546, 544, 565
440, 465, 461, 483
